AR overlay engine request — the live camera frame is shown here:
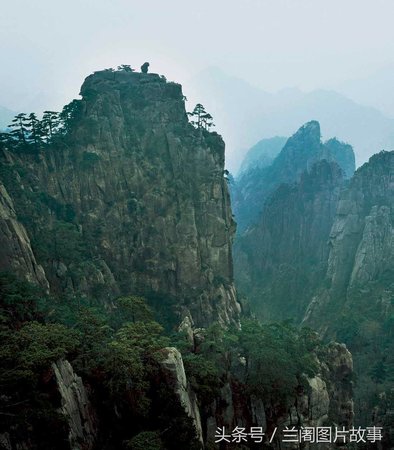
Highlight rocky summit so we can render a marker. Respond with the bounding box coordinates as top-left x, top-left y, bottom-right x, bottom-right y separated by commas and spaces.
0, 69, 240, 328
232, 121, 355, 231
